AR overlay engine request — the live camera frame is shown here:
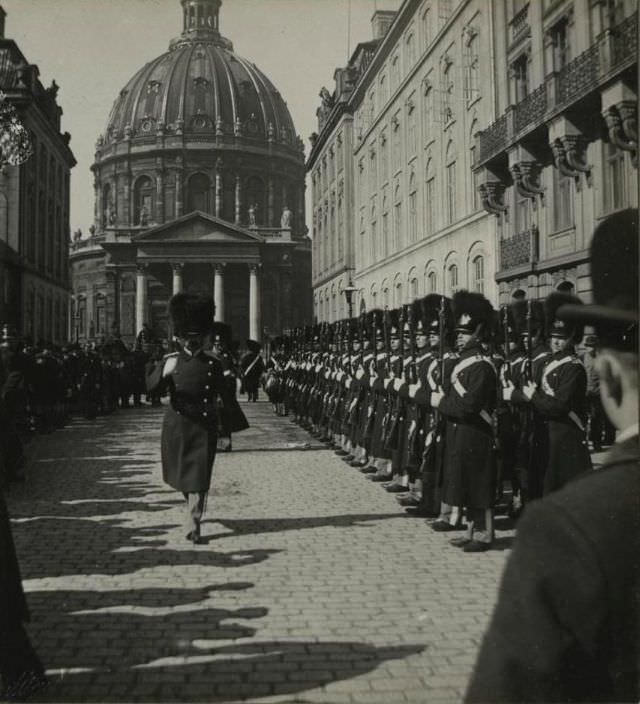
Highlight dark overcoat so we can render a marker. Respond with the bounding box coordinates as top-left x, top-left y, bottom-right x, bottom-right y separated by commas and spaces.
240, 351, 265, 394
439, 344, 497, 509
466, 436, 639, 703
530, 349, 592, 493
146, 349, 248, 493
0, 488, 29, 632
